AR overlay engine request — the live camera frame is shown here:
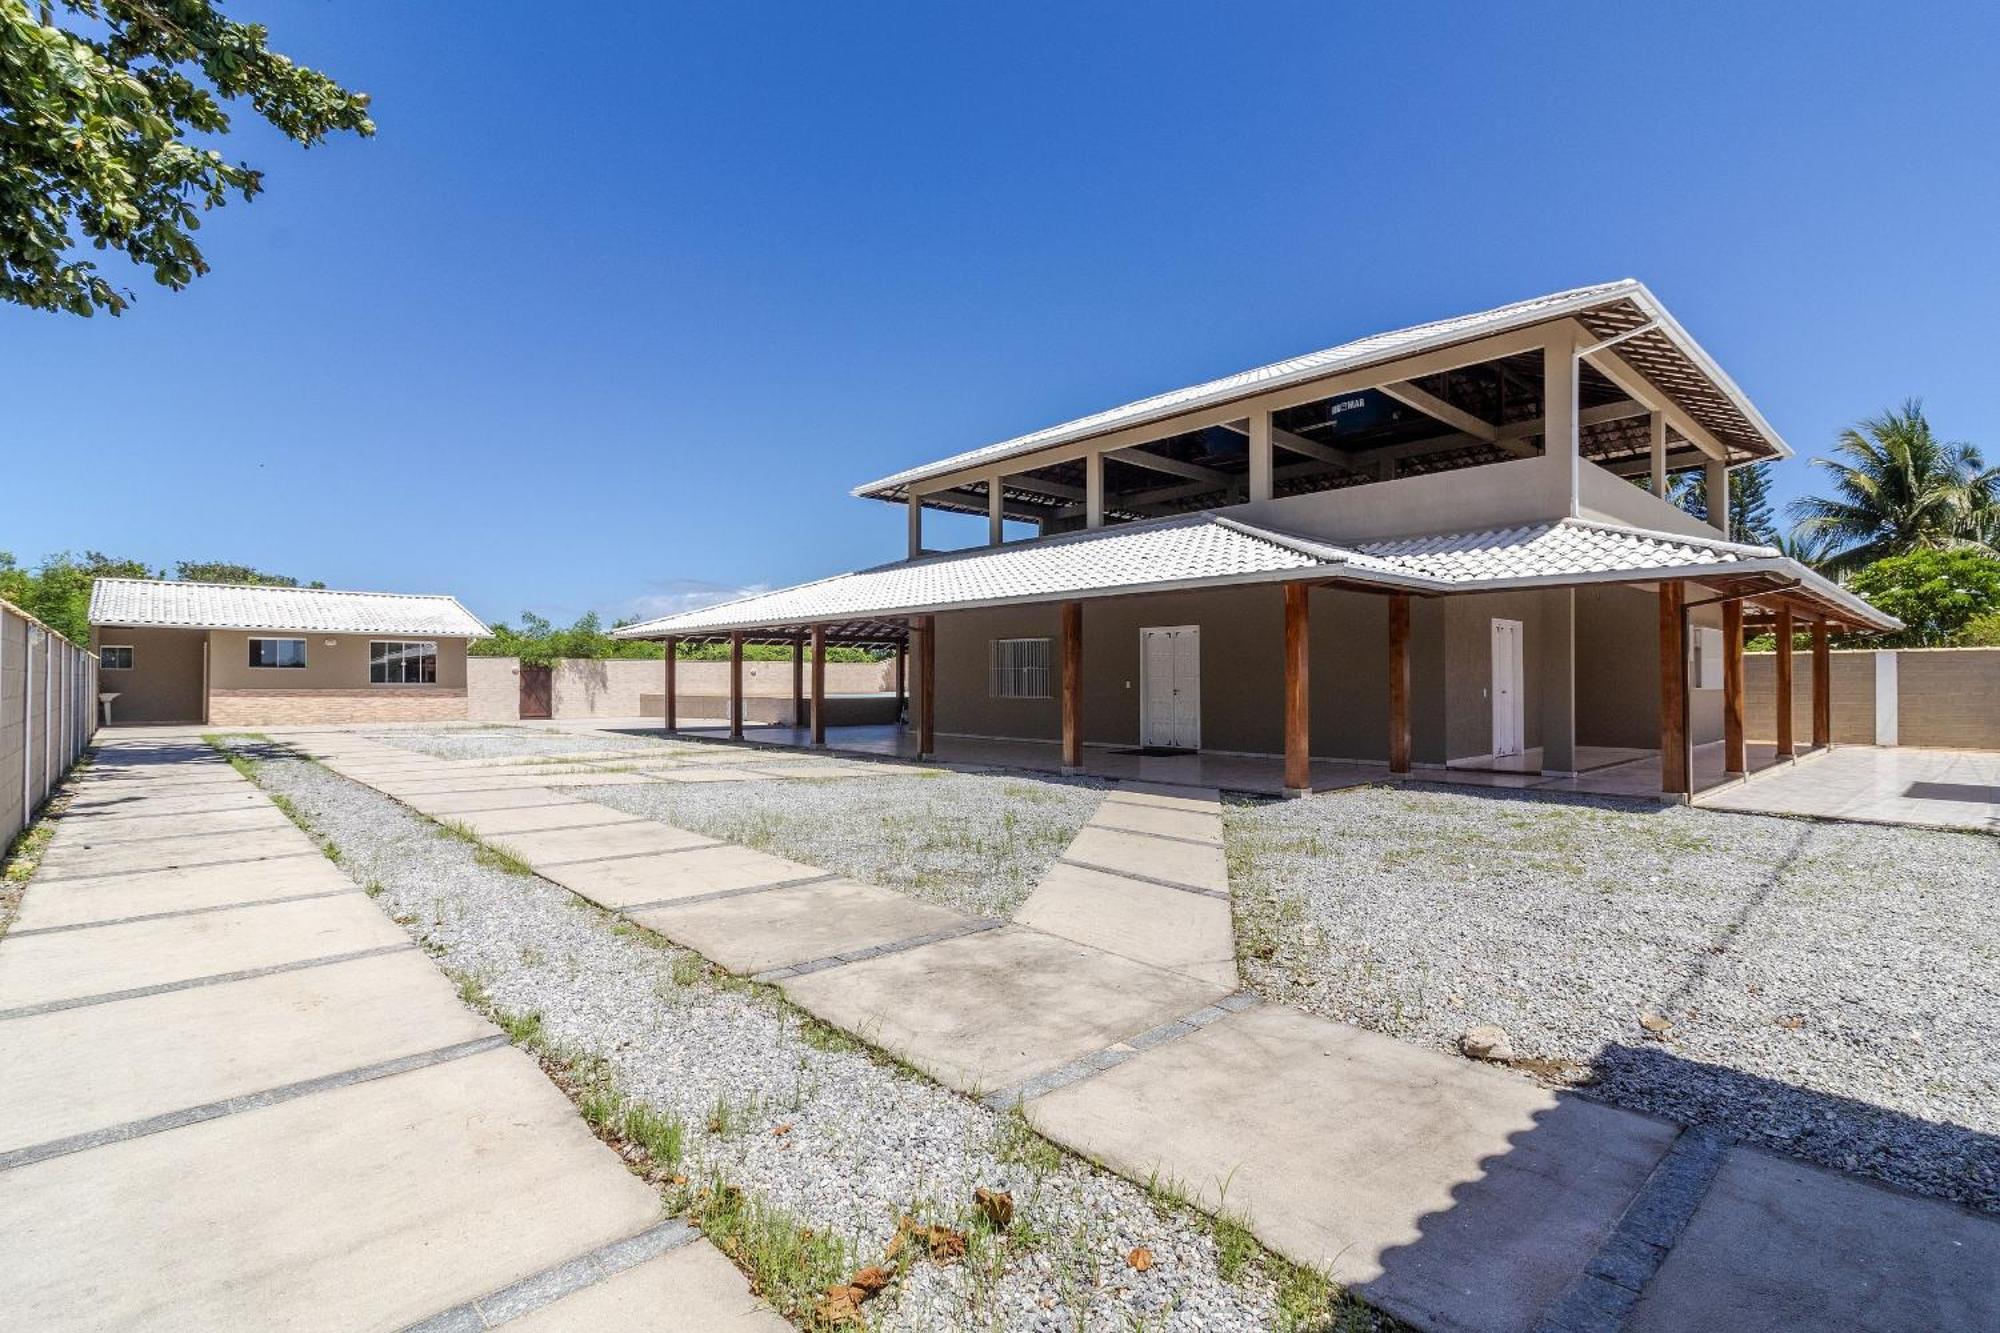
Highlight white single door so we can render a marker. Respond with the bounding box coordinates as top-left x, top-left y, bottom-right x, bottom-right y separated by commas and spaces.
1141, 626, 1201, 749
1491, 618, 1525, 757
